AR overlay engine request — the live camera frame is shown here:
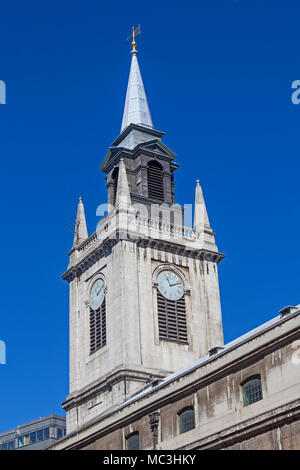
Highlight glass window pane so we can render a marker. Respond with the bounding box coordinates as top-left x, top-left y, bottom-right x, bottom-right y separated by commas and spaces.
44, 428, 50, 439
30, 432, 36, 443
57, 428, 63, 439
126, 433, 139, 450
18, 436, 24, 447
242, 377, 263, 407
179, 408, 195, 434
37, 430, 43, 441
7, 441, 15, 450
2, 443, 7, 450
